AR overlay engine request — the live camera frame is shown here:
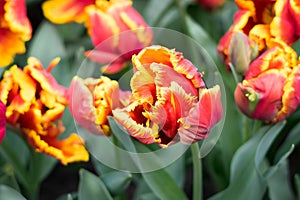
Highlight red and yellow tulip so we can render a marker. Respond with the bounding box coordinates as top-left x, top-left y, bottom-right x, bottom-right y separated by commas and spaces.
69, 76, 130, 135
113, 45, 223, 147
0, 0, 32, 67
0, 57, 89, 165
42, 0, 152, 74
234, 46, 300, 123
217, 0, 300, 69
